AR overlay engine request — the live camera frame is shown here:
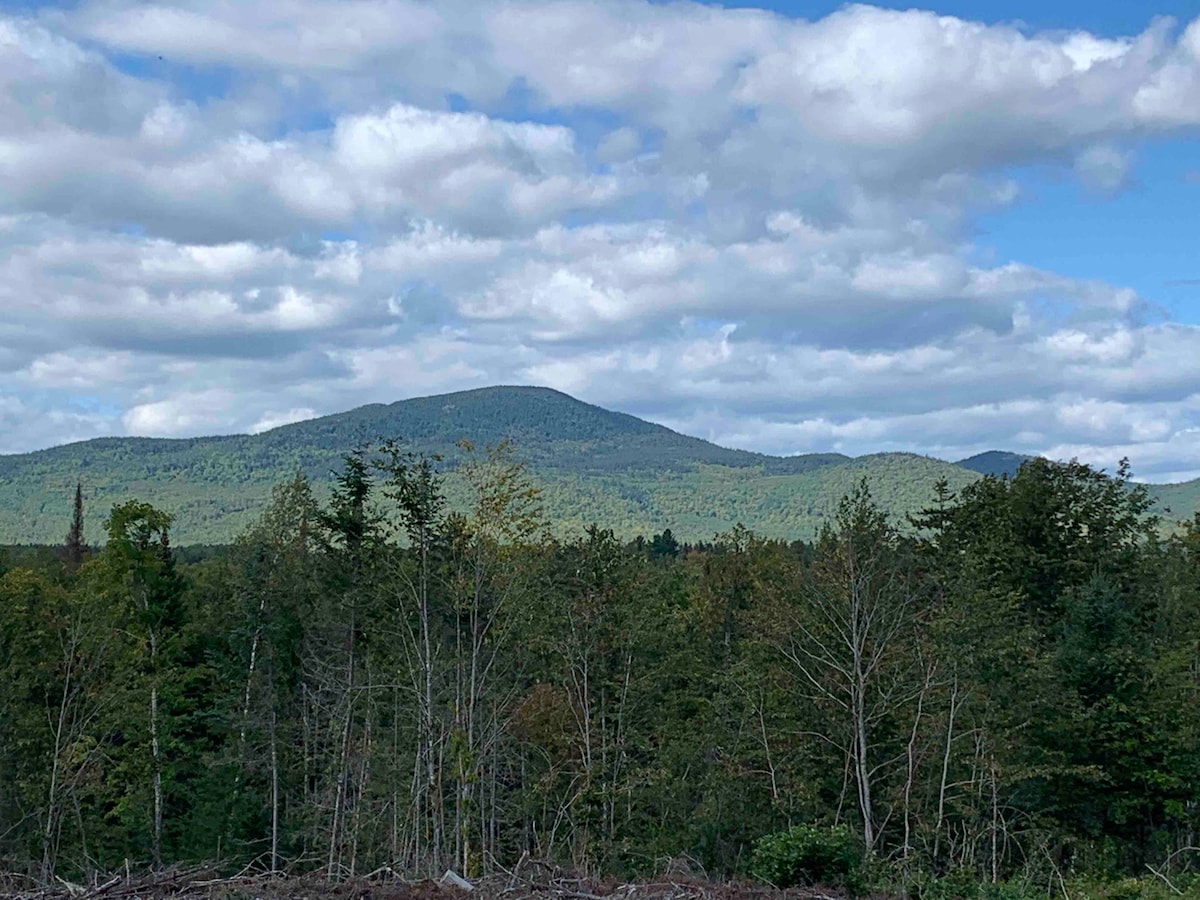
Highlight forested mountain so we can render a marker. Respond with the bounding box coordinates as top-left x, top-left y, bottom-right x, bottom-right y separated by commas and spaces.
0, 386, 1188, 544
955, 450, 1032, 478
